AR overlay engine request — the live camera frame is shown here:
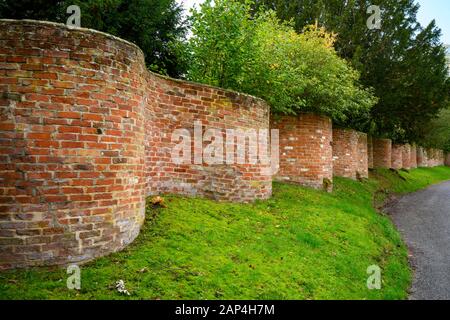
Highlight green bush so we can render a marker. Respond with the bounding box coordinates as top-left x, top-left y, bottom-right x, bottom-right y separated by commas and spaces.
187, 0, 377, 122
